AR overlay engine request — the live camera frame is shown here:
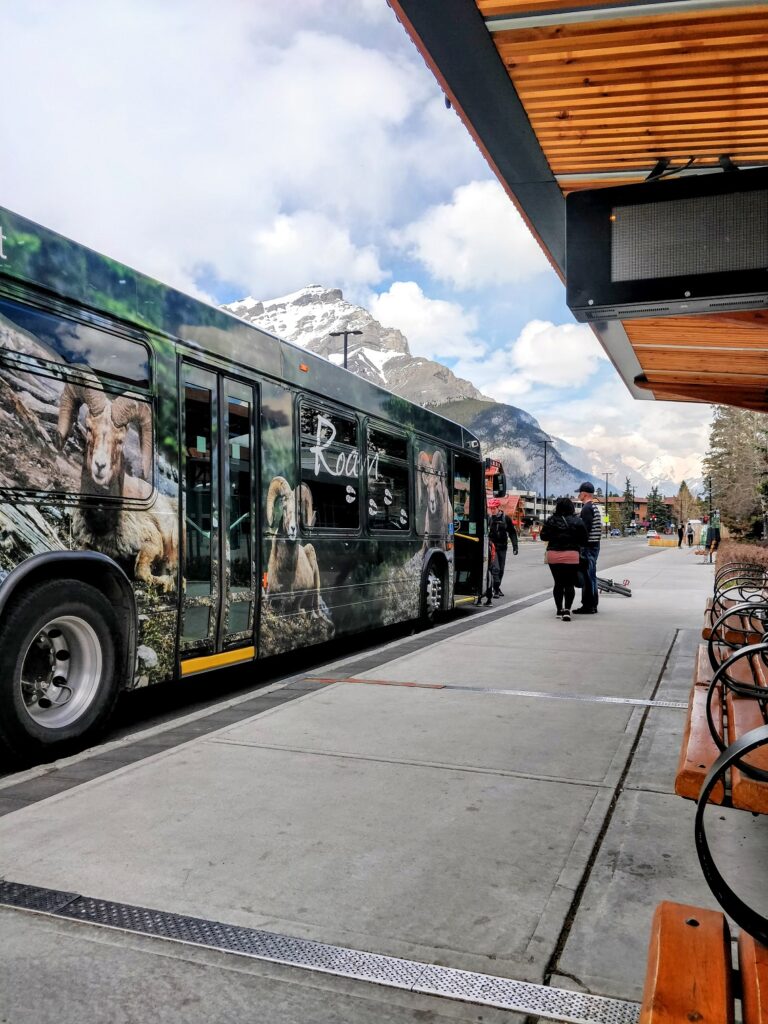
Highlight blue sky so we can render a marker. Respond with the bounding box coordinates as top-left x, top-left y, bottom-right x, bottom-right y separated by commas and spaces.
1, 0, 710, 483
